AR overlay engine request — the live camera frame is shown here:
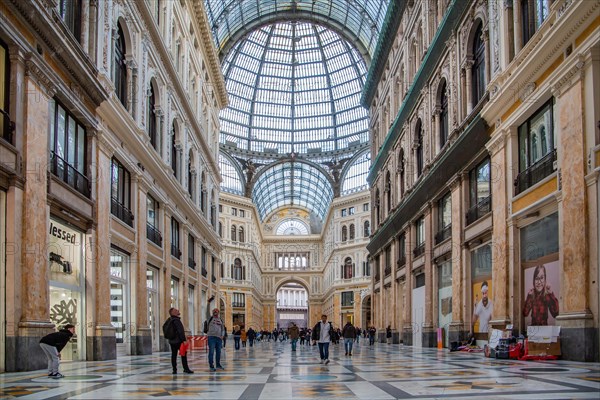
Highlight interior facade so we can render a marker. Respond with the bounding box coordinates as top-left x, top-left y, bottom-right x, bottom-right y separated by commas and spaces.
0, 0, 598, 373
